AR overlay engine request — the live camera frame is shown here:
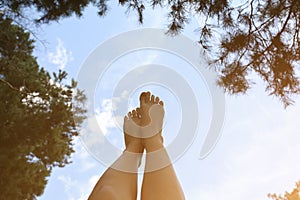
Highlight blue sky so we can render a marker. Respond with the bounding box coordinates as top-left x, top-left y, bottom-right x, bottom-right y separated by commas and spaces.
33, 1, 300, 200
